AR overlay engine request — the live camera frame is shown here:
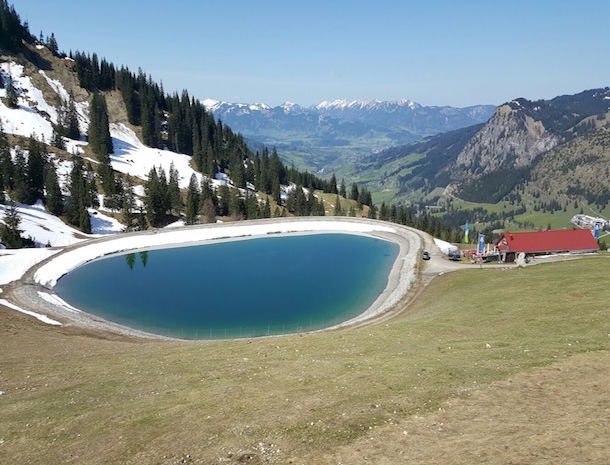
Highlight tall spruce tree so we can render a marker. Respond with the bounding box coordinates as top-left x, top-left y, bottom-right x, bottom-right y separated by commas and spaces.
350, 182, 359, 201
0, 122, 13, 193
87, 93, 113, 158
122, 179, 136, 229
0, 199, 22, 248
12, 146, 28, 203
65, 95, 80, 140
167, 162, 182, 215
6, 76, 18, 108
184, 173, 199, 225
333, 195, 343, 216
26, 136, 46, 203
44, 162, 63, 216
